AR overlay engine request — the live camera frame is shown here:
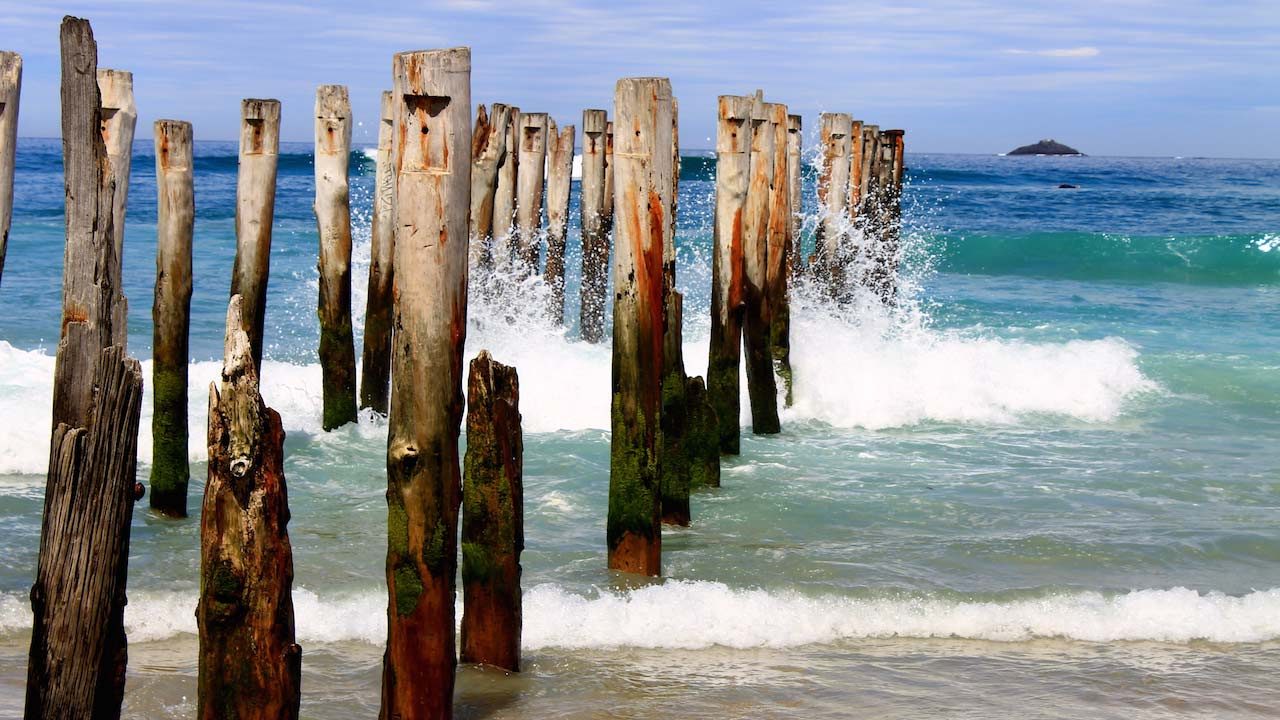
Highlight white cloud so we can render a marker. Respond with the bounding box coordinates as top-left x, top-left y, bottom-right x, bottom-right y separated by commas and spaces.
1007, 46, 1102, 58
